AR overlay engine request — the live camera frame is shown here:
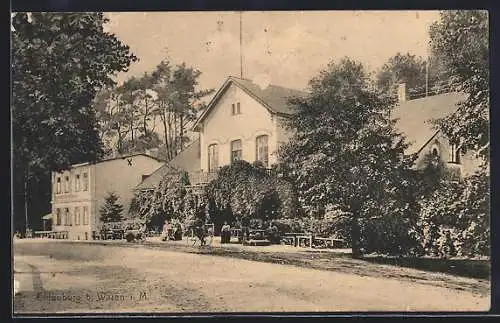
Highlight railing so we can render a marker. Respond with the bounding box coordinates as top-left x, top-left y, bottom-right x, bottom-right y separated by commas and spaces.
187, 167, 275, 186
406, 82, 456, 101
188, 170, 218, 186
